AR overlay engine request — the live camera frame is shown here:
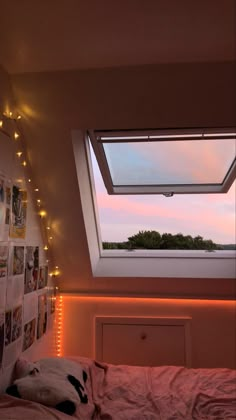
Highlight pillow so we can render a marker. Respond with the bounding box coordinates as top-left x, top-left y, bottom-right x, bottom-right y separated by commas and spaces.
6, 357, 88, 416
